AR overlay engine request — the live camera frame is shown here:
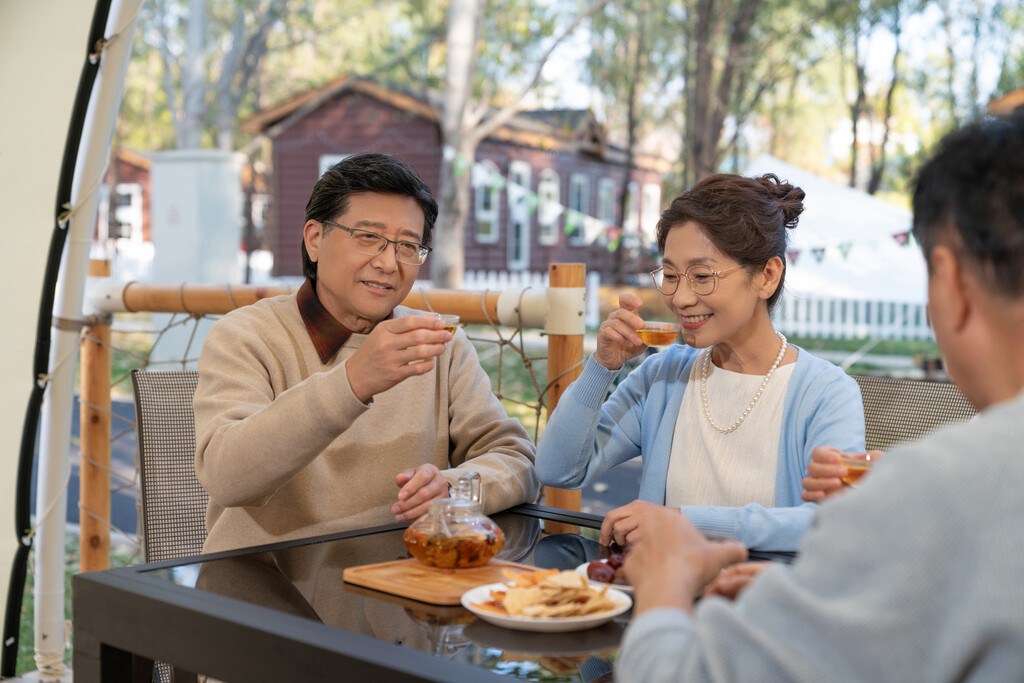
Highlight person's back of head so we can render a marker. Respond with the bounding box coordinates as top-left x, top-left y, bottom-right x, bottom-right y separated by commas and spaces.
911, 112, 1024, 408
301, 152, 438, 282
912, 113, 1024, 299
